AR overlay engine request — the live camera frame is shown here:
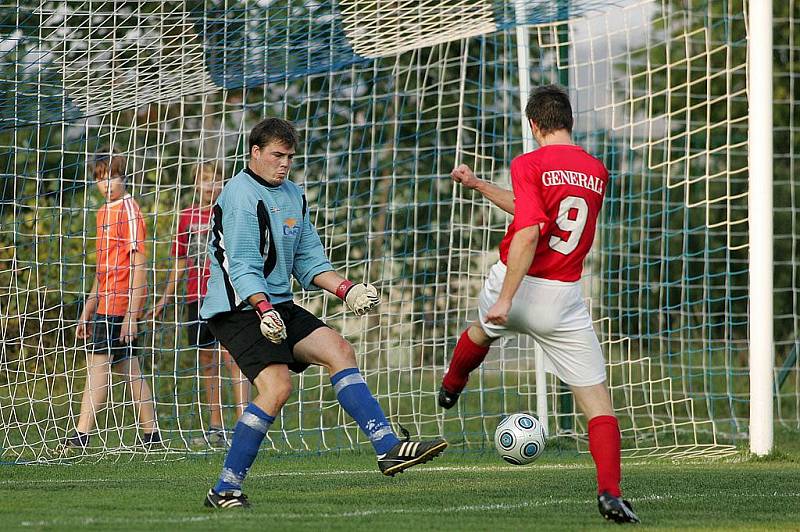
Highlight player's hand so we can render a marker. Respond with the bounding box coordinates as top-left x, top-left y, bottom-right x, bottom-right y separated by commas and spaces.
144, 300, 165, 321
451, 164, 482, 190
76, 319, 92, 340
255, 300, 287, 344
120, 316, 138, 345
486, 299, 512, 326
337, 281, 380, 316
